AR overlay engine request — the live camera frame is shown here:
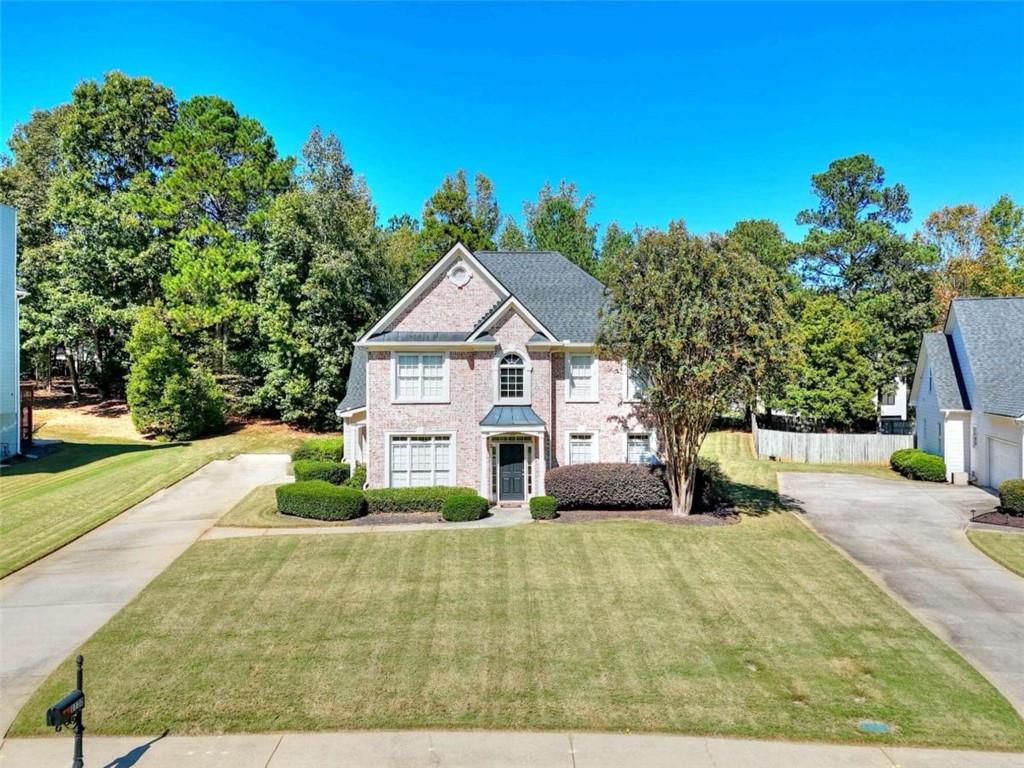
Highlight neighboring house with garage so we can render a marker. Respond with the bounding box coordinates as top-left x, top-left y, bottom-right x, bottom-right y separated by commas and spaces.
335, 243, 657, 503
1, 204, 27, 460
909, 296, 1024, 487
